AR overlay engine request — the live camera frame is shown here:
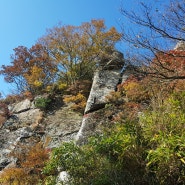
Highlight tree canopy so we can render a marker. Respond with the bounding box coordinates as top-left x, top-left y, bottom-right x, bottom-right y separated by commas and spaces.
0, 19, 121, 95
0, 44, 58, 95
38, 19, 121, 85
